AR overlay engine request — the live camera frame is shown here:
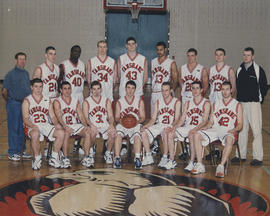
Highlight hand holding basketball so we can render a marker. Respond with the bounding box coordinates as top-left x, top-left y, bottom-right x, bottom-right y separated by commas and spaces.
121, 114, 137, 129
